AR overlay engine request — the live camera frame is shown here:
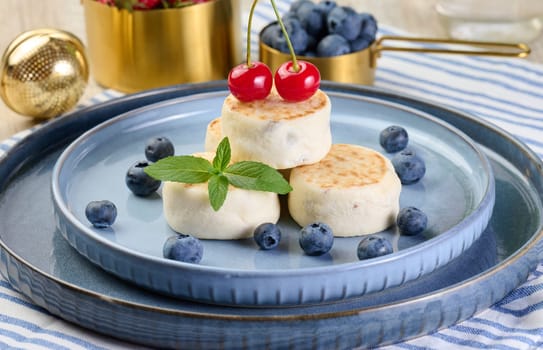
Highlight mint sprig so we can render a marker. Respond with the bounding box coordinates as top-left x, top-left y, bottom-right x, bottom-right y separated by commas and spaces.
144, 137, 292, 211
